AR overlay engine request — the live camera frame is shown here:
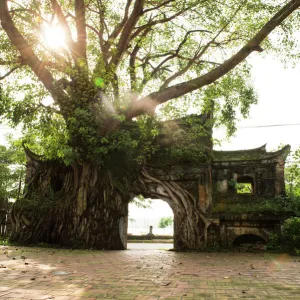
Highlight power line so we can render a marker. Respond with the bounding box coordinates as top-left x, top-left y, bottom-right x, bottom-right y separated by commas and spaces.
238, 123, 300, 129
1, 123, 300, 131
